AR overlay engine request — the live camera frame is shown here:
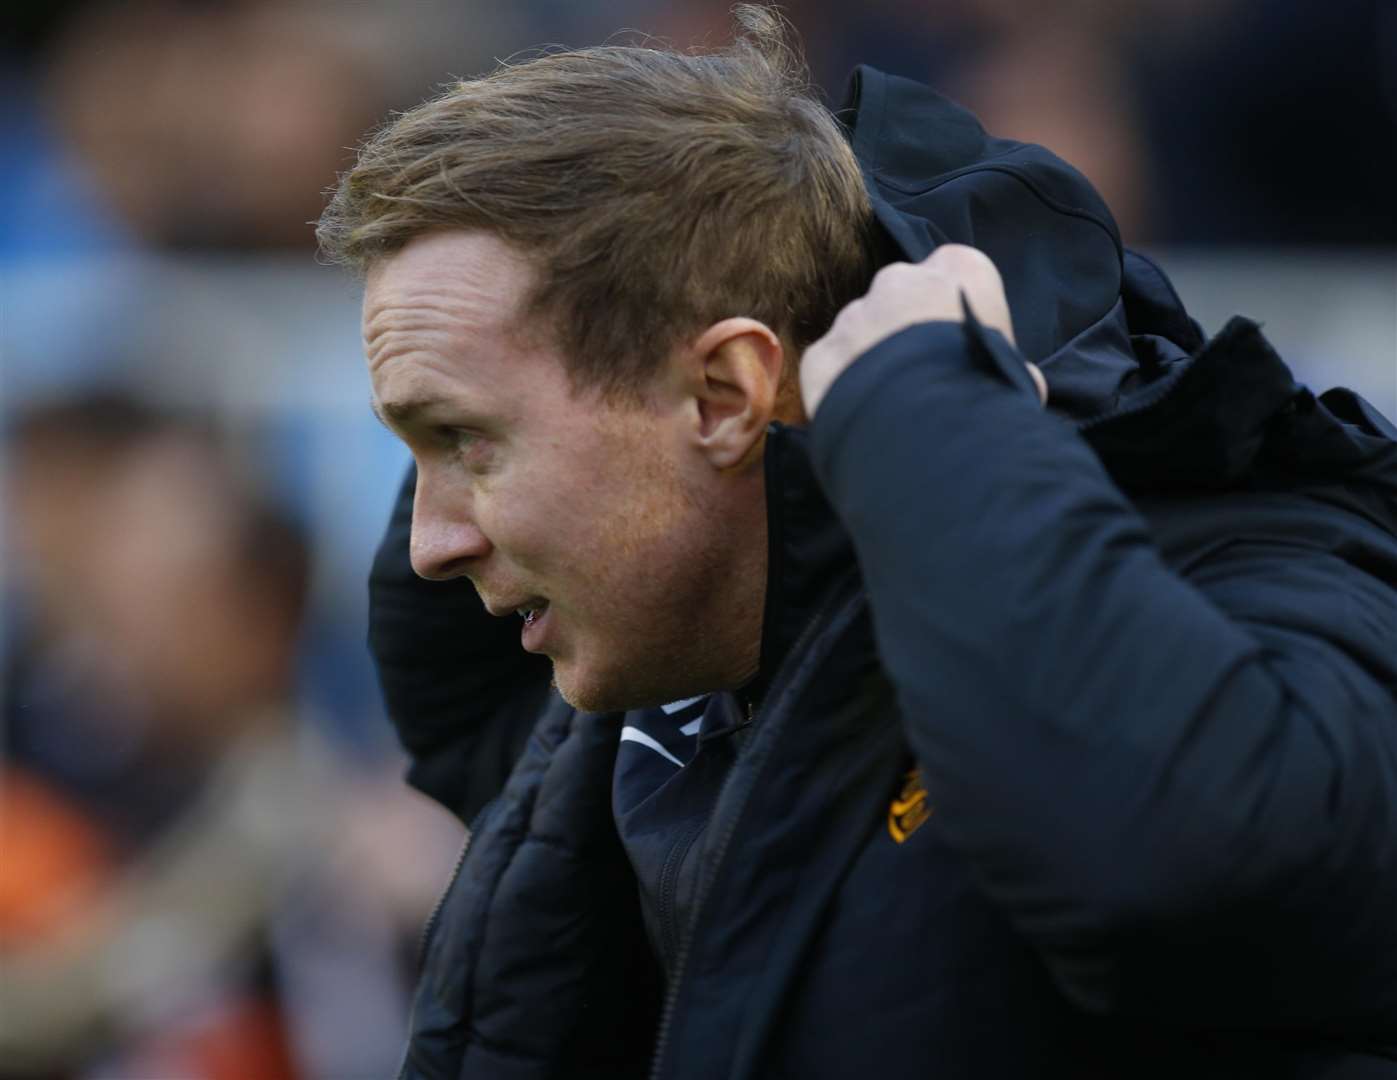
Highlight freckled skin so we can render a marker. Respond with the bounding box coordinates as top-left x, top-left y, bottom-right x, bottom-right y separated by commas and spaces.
363, 230, 767, 712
